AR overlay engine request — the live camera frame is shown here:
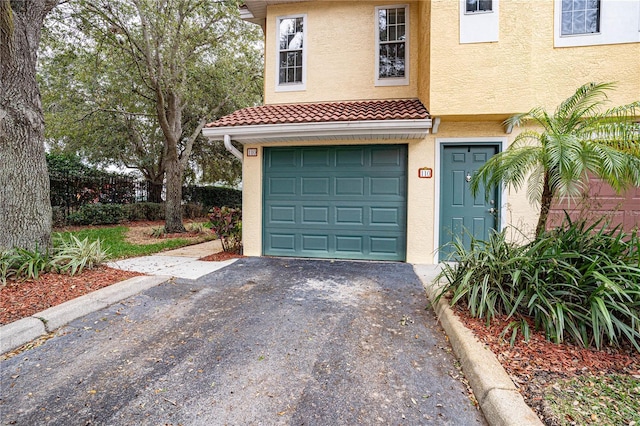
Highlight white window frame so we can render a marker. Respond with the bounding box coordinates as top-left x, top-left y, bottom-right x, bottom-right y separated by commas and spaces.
459, 0, 499, 43
554, 0, 640, 47
275, 13, 307, 92
464, 0, 493, 15
375, 4, 410, 87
